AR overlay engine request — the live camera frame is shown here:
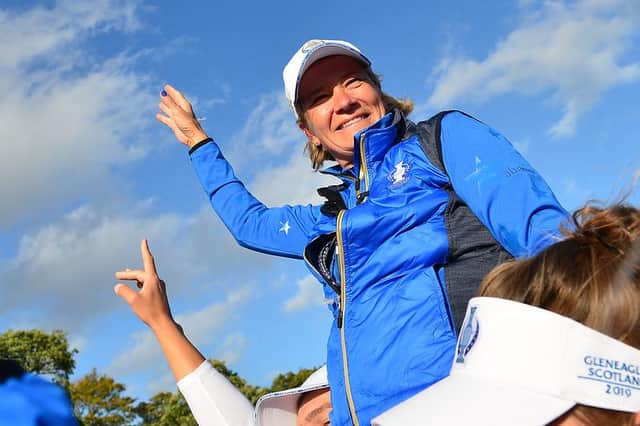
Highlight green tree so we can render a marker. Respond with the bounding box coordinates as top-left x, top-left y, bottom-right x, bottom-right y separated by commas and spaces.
0, 329, 77, 386
69, 369, 137, 426
210, 359, 267, 404
268, 366, 317, 393
209, 359, 318, 405
138, 360, 266, 424
136, 391, 197, 426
